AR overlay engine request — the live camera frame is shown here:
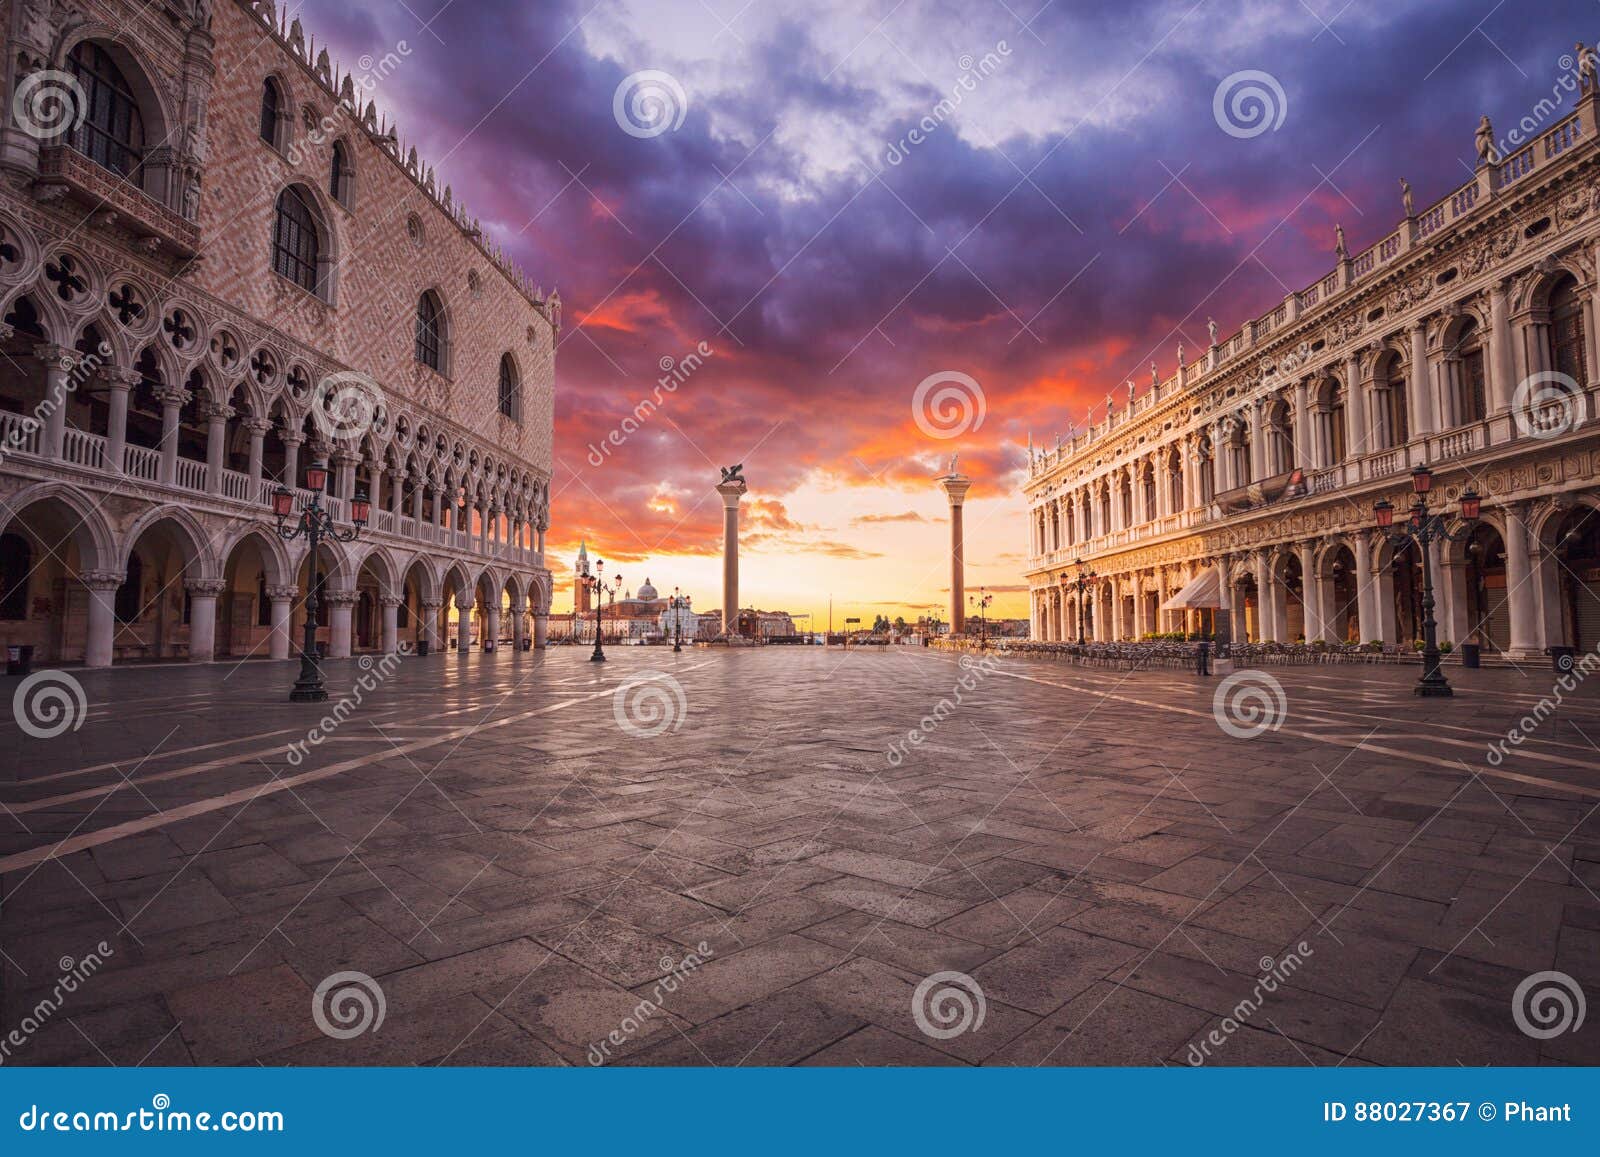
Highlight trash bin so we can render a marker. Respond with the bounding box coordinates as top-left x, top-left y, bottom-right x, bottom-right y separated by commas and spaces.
415, 639, 429, 658
1550, 645, 1577, 673
522, 636, 532, 651
6, 644, 33, 677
